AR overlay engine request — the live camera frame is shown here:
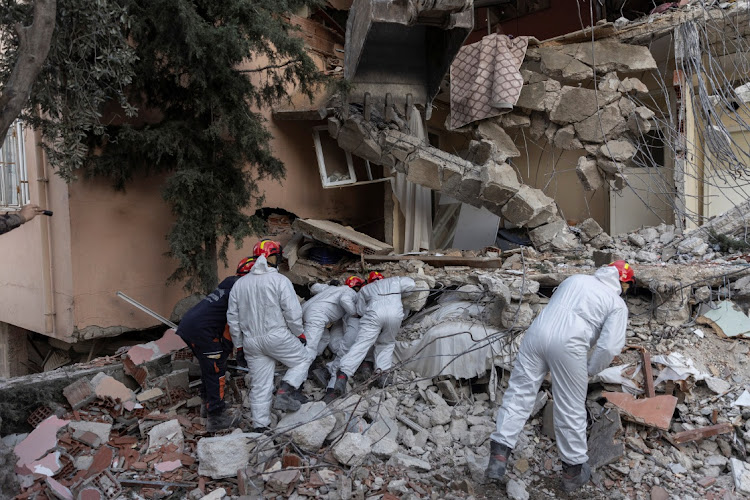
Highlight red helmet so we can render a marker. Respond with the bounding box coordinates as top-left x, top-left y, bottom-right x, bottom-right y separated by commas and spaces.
345, 276, 366, 288
236, 257, 256, 276
253, 239, 282, 259
367, 271, 384, 283
609, 260, 634, 283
